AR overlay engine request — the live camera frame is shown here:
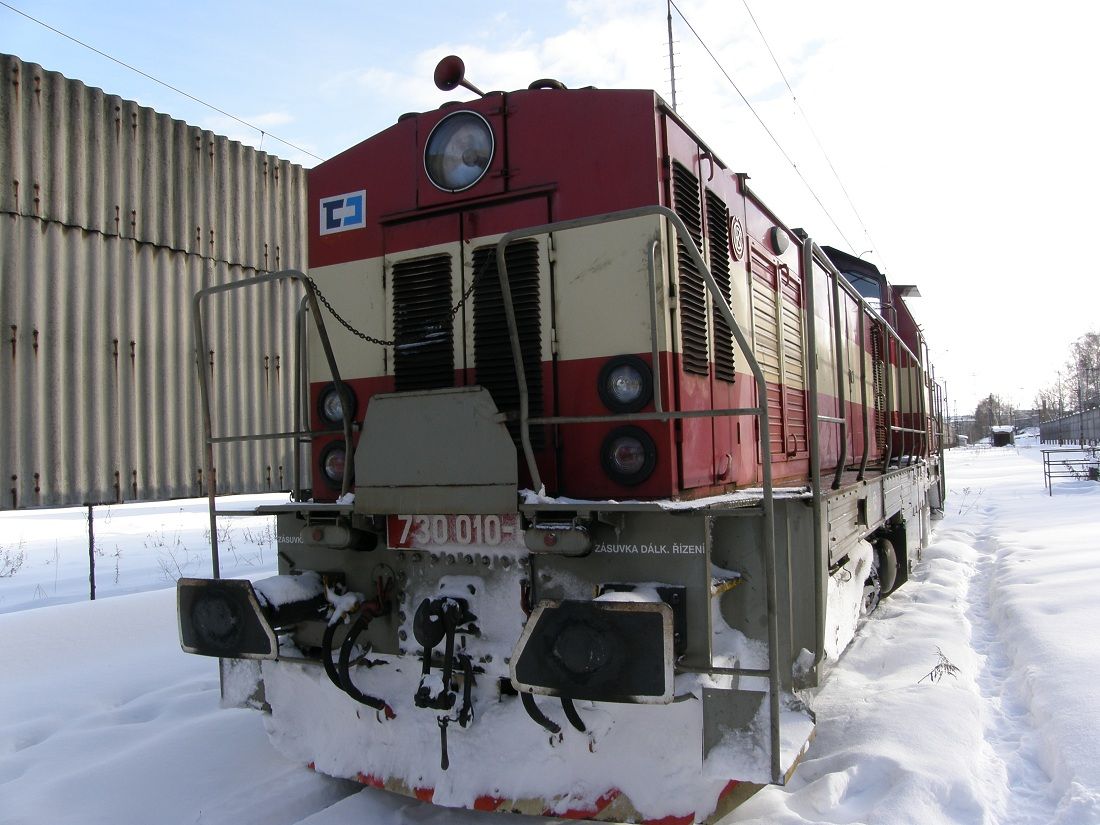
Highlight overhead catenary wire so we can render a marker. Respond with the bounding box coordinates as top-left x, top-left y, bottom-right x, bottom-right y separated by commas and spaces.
668, 0, 855, 253
739, 0, 886, 268
8, 0, 876, 258
0, 0, 324, 163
